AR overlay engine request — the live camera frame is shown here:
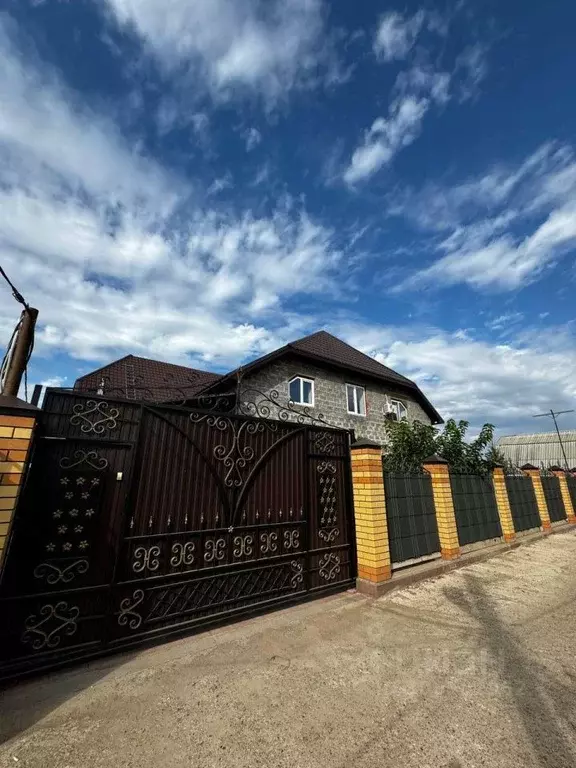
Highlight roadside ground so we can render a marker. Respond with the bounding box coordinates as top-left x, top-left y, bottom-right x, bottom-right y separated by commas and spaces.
2, 531, 576, 768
